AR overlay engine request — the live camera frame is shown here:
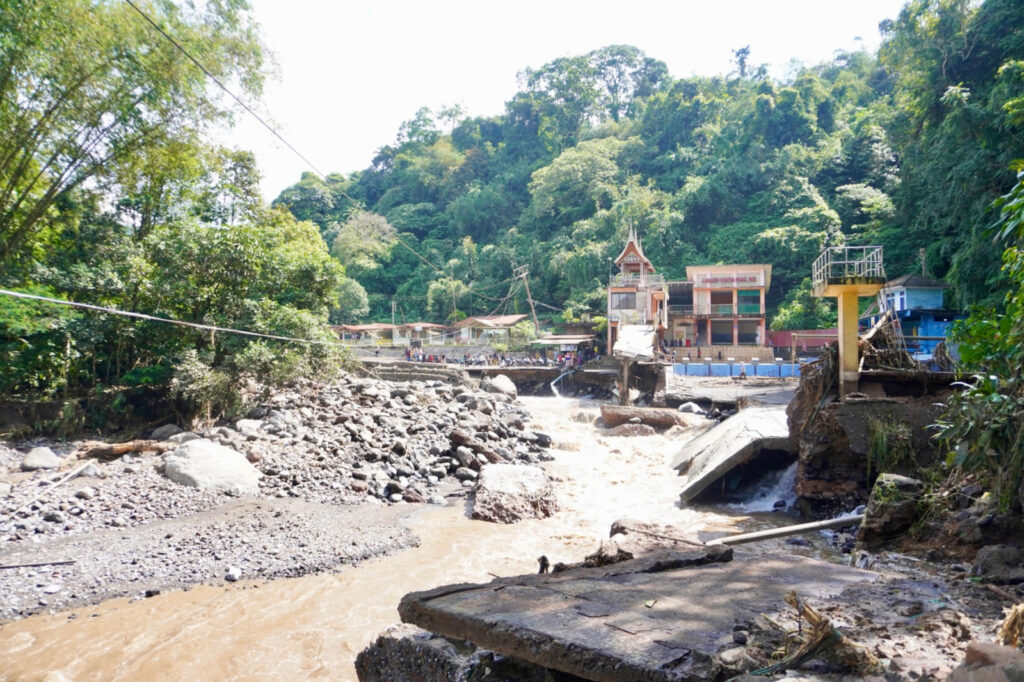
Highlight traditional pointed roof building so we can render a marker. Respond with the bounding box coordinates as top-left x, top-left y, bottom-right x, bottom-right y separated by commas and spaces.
606, 227, 667, 354
613, 225, 655, 276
